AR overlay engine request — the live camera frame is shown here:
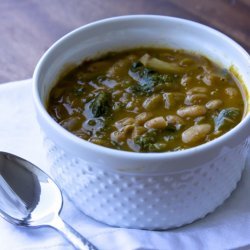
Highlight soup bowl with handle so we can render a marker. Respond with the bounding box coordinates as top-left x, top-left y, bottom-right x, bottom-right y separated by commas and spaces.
33, 15, 250, 230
